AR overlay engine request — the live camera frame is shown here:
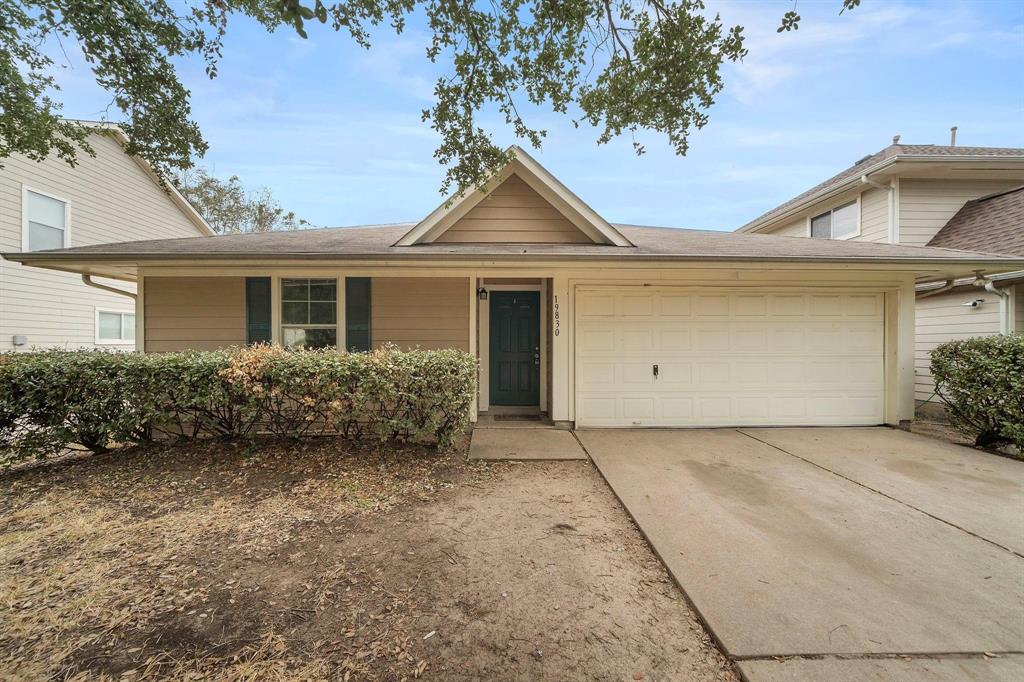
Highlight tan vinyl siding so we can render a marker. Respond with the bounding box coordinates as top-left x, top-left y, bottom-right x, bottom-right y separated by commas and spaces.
371, 277, 469, 350
764, 216, 806, 237
0, 133, 207, 351
898, 179, 1020, 246
858, 187, 889, 243
144, 277, 246, 352
435, 174, 592, 243
914, 289, 1002, 403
